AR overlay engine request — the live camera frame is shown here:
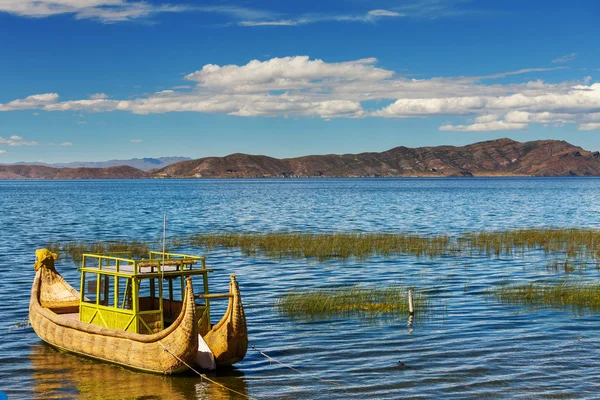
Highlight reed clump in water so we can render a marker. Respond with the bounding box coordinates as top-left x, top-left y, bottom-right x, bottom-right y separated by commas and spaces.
47, 240, 152, 262
461, 228, 600, 260
492, 281, 600, 312
277, 285, 428, 319
48, 228, 600, 263
188, 232, 450, 260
